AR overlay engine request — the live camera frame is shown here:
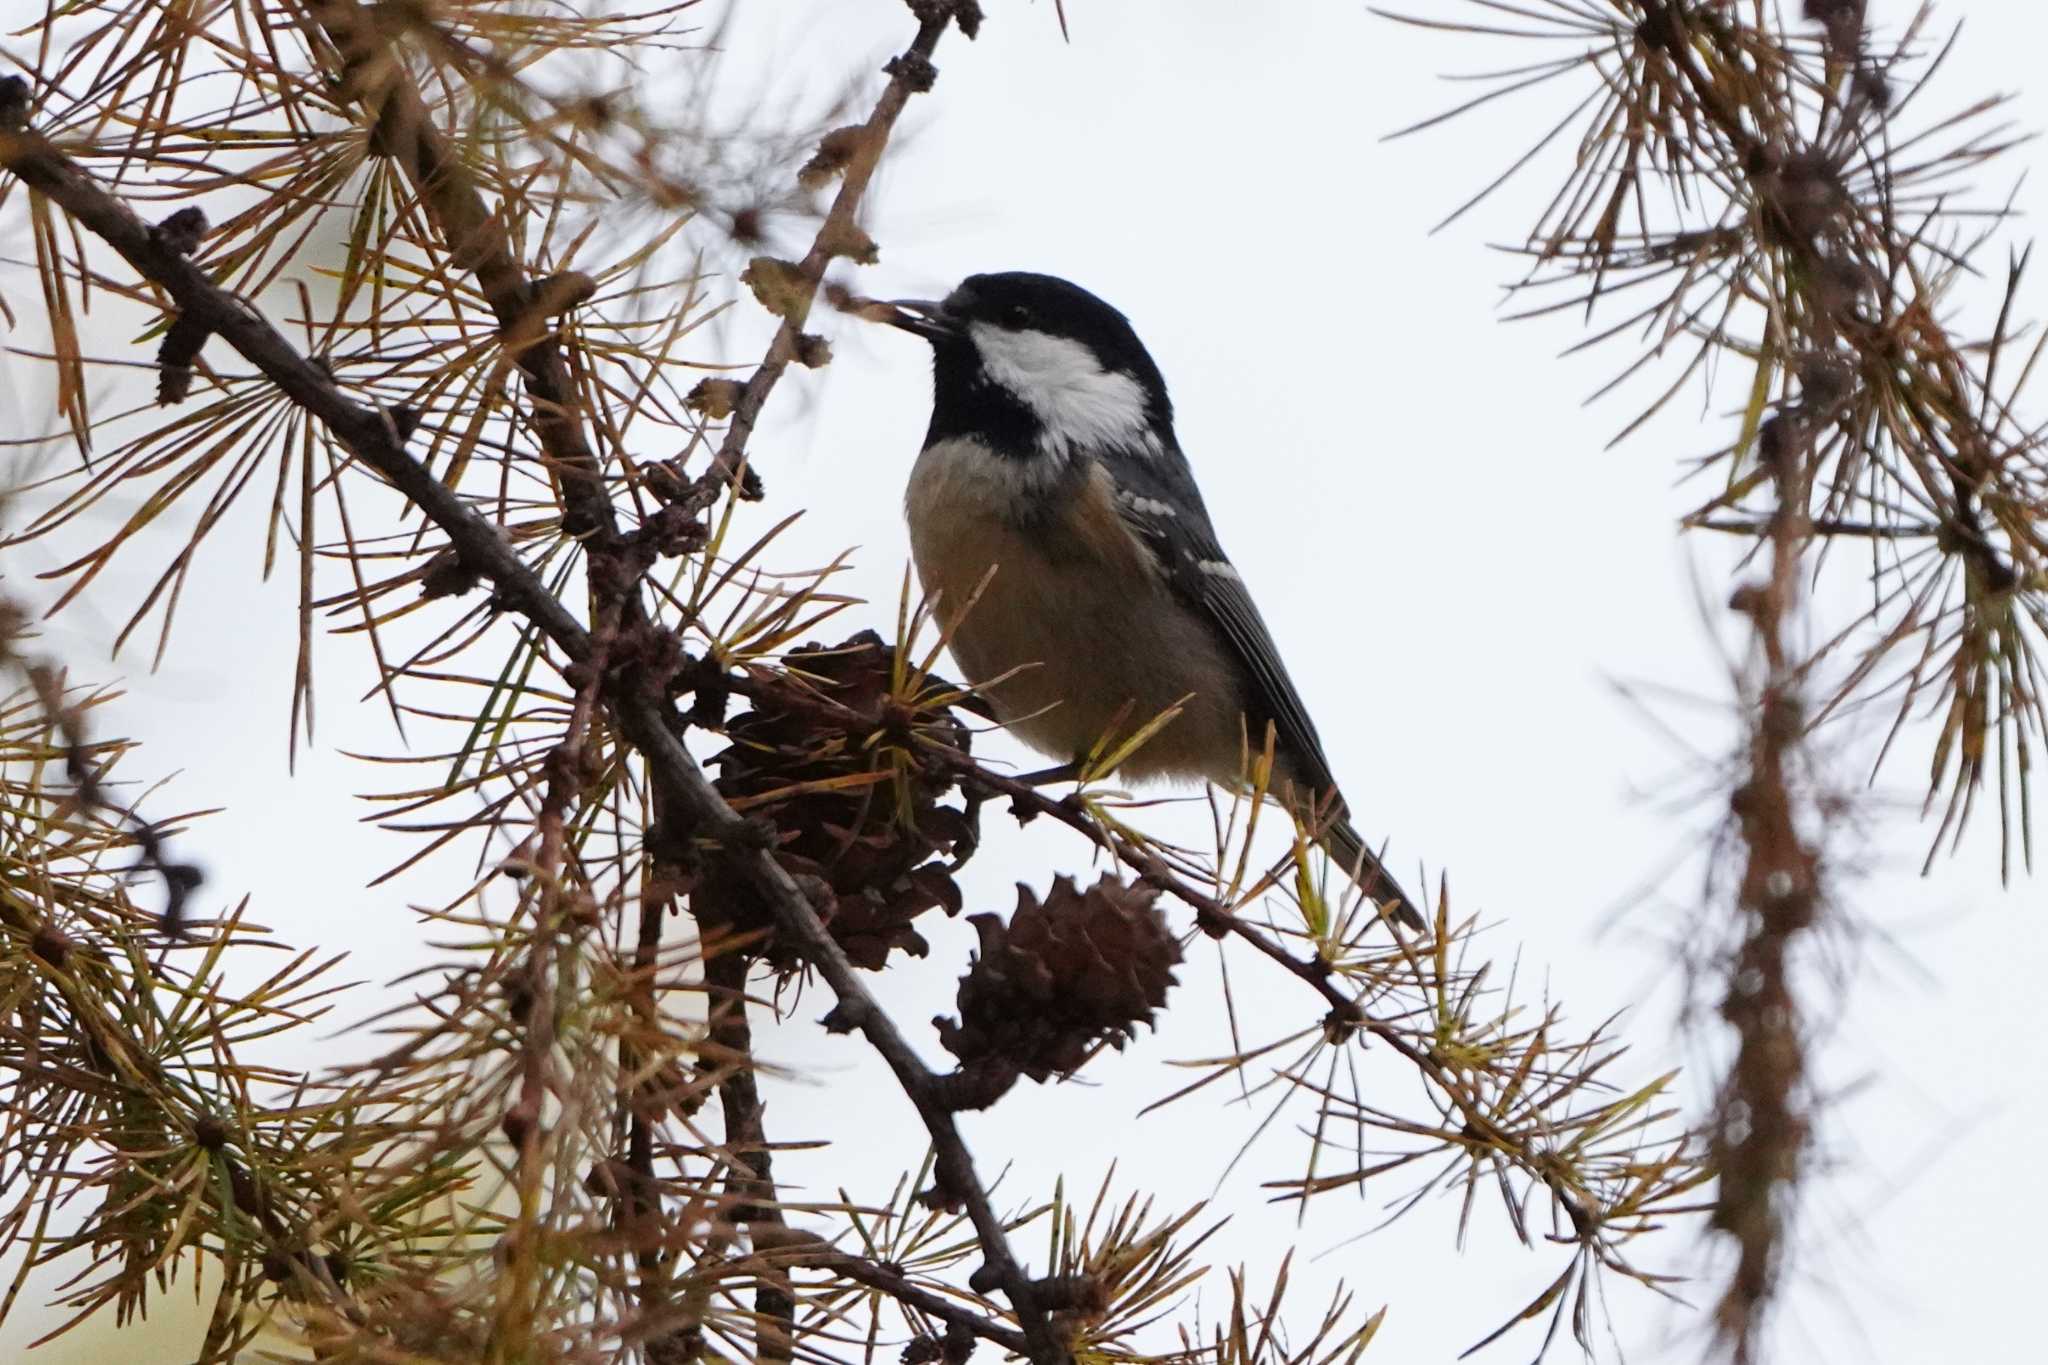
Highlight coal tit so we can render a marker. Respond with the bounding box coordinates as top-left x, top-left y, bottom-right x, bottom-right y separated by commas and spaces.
886, 272, 1422, 931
